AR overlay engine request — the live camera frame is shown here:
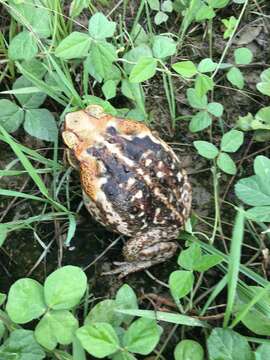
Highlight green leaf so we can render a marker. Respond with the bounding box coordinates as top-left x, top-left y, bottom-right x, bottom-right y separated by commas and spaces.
55, 32, 91, 59
44, 266, 87, 310
123, 45, 152, 74
8, 31, 38, 61
194, 141, 219, 159
0, 329, 45, 360
172, 61, 197, 78
20, 59, 47, 79
123, 318, 161, 355
226, 66, 244, 89
35, 310, 78, 350
217, 152, 237, 175
0, 293, 6, 306
207, 102, 224, 117
24, 109, 58, 142
187, 88, 207, 109
115, 284, 138, 326
0, 99, 24, 132
88, 41, 117, 79
255, 107, 270, 126
257, 69, 270, 96
13, 76, 46, 108
208, 0, 230, 8
6, 279, 46, 324
234, 47, 253, 65
220, 129, 244, 152
246, 206, 270, 222
88, 12, 116, 40
235, 175, 270, 206
0, 320, 5, 340
129, 57, 157, 83
112, 352, 136, 360
102, 80, 117, 100
154, 11, 168, 25
198, 58, 217, 73
254, 155, 270, 179
178, 243, 202, 270
152, 35, 176, 59
85, 299, 121, 327
189, 111, 212, 132
9, 2, 51, 38
76, 322, 120, 358
161, 0, 173, 12
193, 255, 223, 272
195, 74, 214, 96
169, 270, 194, 300
69, 0, 91, 18
174, 339, 204, 360
222, 16, 237, 39
255, 344, 270, 359
195, 4, 215, 22
132, 23, 148, 45
207, 328, 253, 360
147, 0, 160, 10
